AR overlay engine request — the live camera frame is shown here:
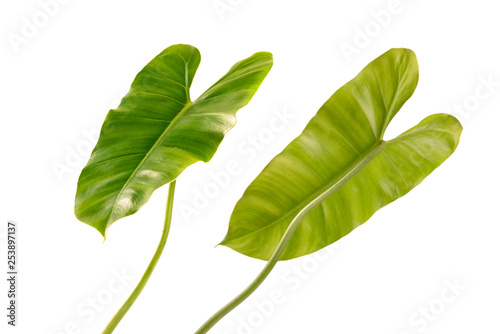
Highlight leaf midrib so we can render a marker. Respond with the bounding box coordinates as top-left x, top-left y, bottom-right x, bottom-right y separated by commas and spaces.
105, 56, 193, 232
225, 140, 387, 242
225, 60, 410, 243
104, 52, 271, 233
